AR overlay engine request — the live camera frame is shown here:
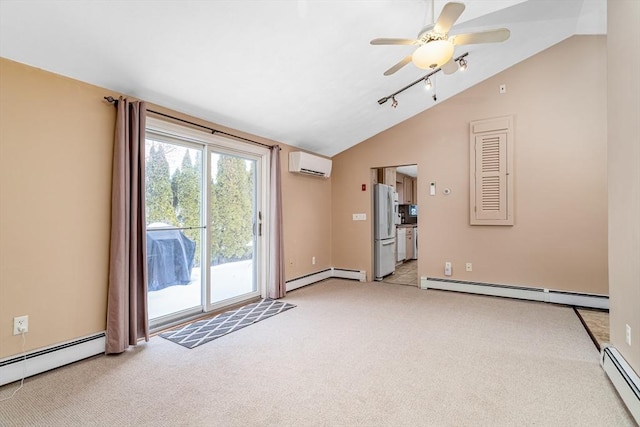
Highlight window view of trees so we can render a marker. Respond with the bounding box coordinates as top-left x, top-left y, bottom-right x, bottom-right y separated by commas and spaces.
144, 140, 255, 269
146, 144, 178, 226
210, 155, 255, 266
171, 150, 202, 264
